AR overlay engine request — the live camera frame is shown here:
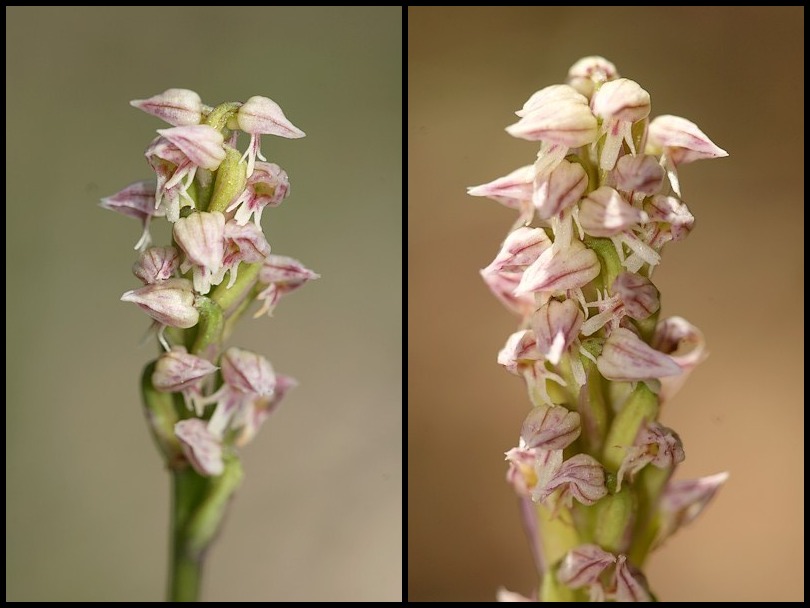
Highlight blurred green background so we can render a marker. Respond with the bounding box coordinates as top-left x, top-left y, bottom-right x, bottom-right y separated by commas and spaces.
6, 6, 401, 602
409, 6, 803, 603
